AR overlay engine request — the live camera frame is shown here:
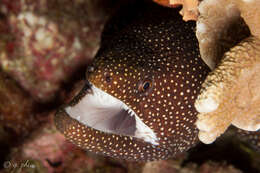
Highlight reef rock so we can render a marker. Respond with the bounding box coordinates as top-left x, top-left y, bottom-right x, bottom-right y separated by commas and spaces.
0, 0, 113, 102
